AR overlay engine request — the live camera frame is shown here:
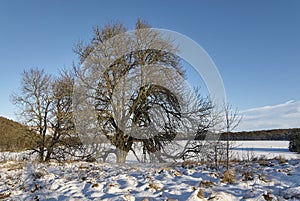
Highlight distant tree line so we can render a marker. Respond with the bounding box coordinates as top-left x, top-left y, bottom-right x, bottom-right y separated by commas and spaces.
209, 128, 300, 141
